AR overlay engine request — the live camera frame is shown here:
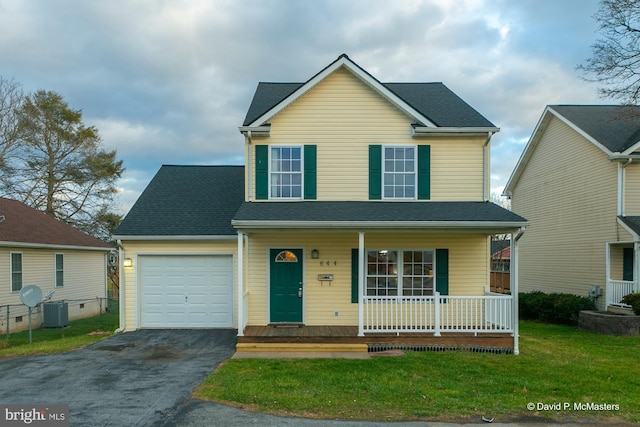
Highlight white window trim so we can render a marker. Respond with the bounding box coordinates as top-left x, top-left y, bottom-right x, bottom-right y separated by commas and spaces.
268, 145, 304, 200
382, 145, 417, 200
366, 248, 435, 296
10, 252, 23, 293
55, 253, 64, 288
